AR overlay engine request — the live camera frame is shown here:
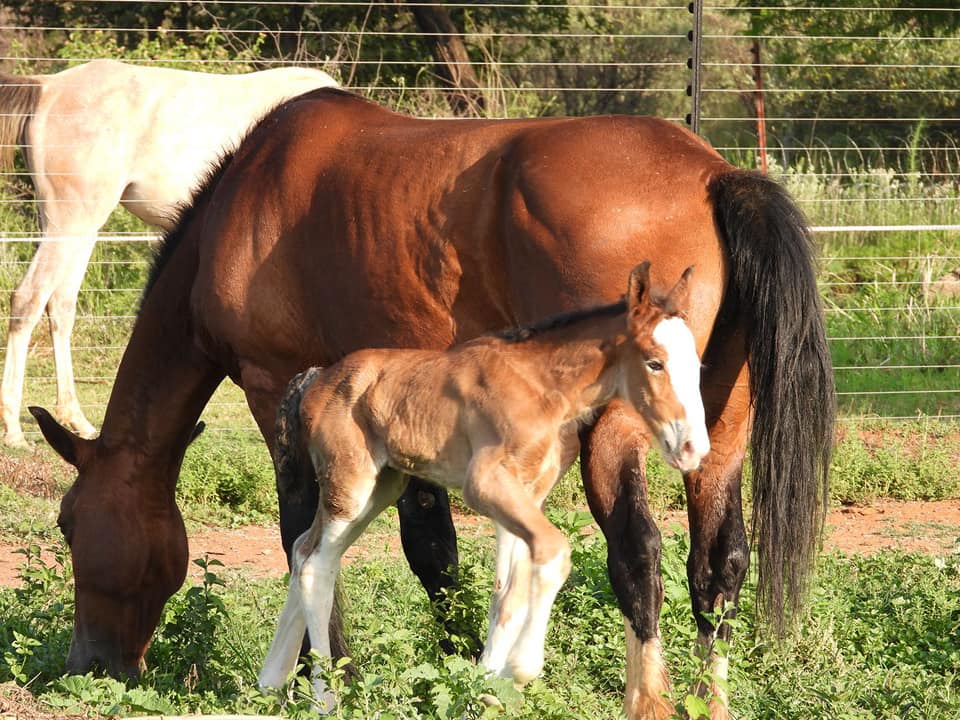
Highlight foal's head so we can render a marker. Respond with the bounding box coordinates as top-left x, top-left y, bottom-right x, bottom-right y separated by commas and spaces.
621, 262, 710, 473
